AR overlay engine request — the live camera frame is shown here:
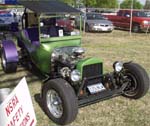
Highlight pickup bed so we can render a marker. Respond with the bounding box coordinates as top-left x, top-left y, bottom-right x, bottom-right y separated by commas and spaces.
105, 10, 150, 32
